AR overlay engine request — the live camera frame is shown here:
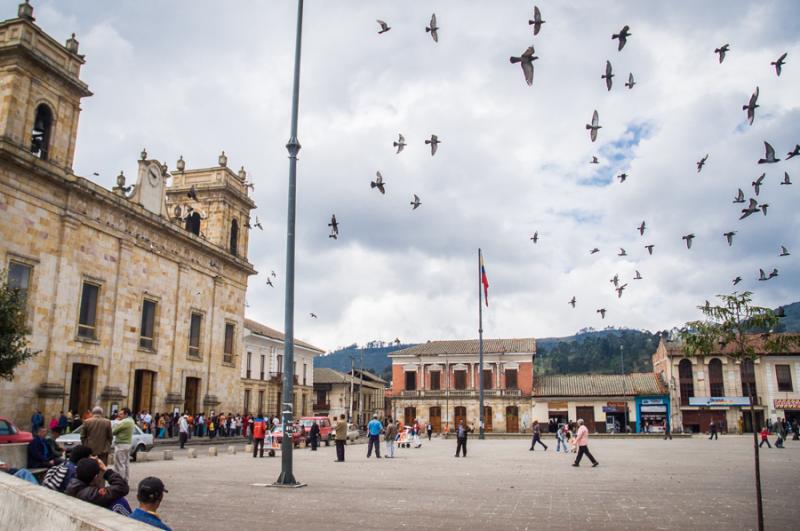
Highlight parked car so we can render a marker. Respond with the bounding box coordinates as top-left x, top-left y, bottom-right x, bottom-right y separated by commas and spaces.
346, 423, 360, 442
271, 423, 307, 448
0, 416, 33, 444
298, 417, 332, 445
56, 423, 154, 461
